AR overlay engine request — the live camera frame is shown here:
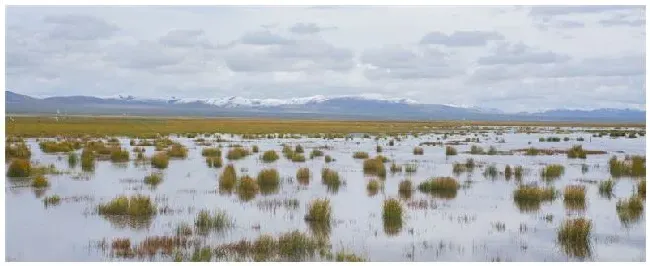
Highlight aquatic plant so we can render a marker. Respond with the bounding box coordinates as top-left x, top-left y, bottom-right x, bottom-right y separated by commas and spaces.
324, 155, 333, 163
294, 144, 304, 154
487, 146, 498, 155
43, 195, 61, 207
304, 199, 331, 223
335, 250, 366, 262
310, 149, 324, 158
81, 148, 95, 172
413, 147, 424, 155
5, 143, 31, 160
638, 179, 645, 199
504, 165, 512, 180
598, 179, 614, 198
257, 168, 280, 193
151, 152, 169, 169
390, 163, 402, 173
252, 145, 259, 153
67, 152, 78, 168
367, 179, 380, 196
39, 140, 79, 153
483, 164, 498, 179
363, 156, 387, 178
291, 153, 306, 162
321, 168, 341, 192
167, 143, 188, 158
514, 166, 524, 181
470, 145, 485, 155
376, 145, 383, 153
404, 164, 417, 173
418, 177, 459, 198
609, 155, 645, 177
